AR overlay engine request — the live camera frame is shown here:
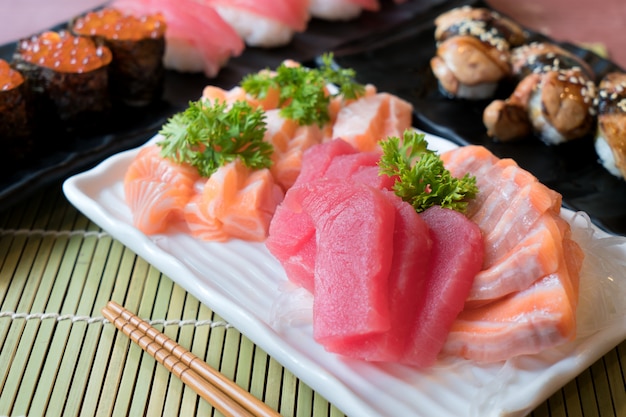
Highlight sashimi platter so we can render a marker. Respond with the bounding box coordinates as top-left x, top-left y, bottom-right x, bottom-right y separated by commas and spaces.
48, 0, 626, 416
